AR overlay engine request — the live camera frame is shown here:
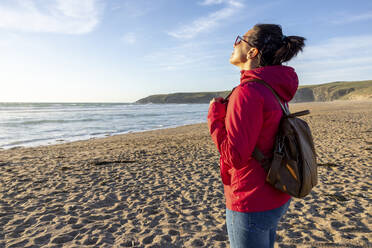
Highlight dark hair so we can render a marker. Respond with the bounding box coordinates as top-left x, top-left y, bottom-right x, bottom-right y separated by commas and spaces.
246, 24, 305, 67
